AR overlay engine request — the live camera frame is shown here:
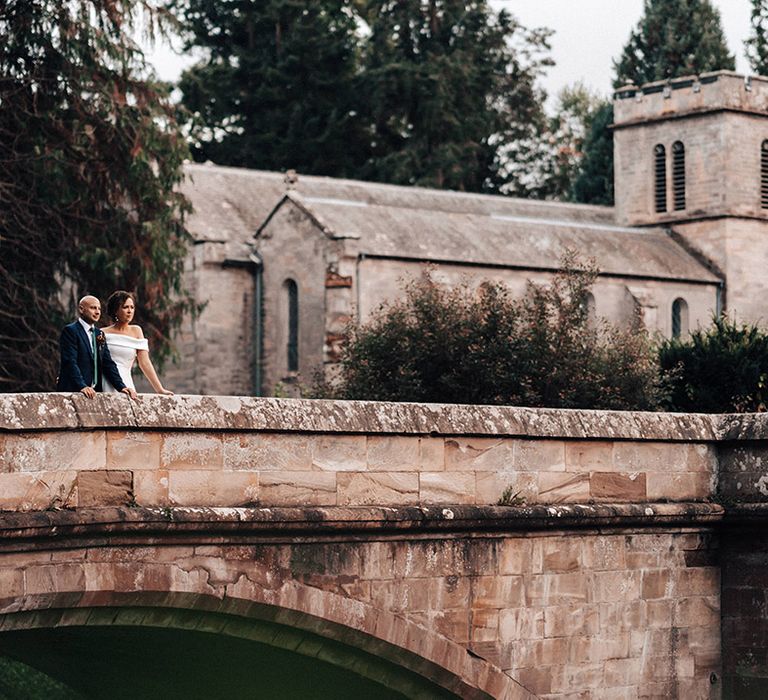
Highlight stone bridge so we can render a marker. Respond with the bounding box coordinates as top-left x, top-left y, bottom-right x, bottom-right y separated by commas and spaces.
0, 394, 767, 698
